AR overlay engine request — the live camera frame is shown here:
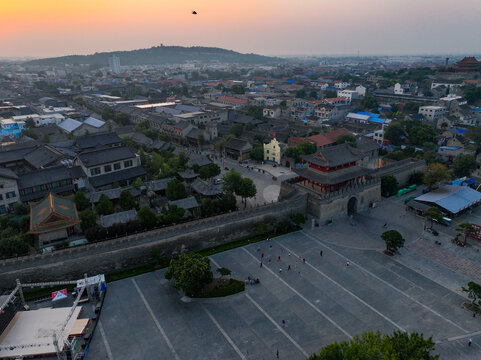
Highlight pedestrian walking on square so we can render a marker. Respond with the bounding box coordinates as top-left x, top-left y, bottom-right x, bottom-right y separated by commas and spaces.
276, 349, 279, 358
288, 252, 291, 257
320, 250, 323, 256
261, 253, 264, 259
260, 262, 263, 268
346, 261, 350, 266
288, 265, 291, 270
279, 268, 282, 274
282, 319, 286, 327
278, 256, 281, 261
303, 258, 305, 263
268, 259, 272, 264
469, 338, 472, 347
